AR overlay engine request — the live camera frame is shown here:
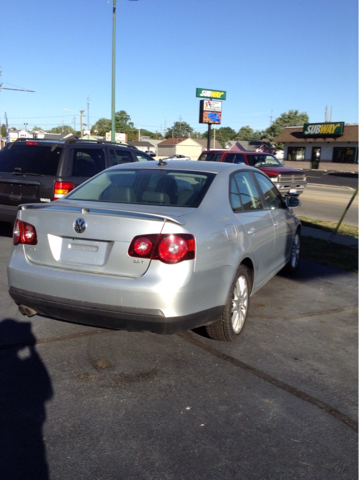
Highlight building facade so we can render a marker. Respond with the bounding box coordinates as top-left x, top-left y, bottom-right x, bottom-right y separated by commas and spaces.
274, 123, 358, 171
